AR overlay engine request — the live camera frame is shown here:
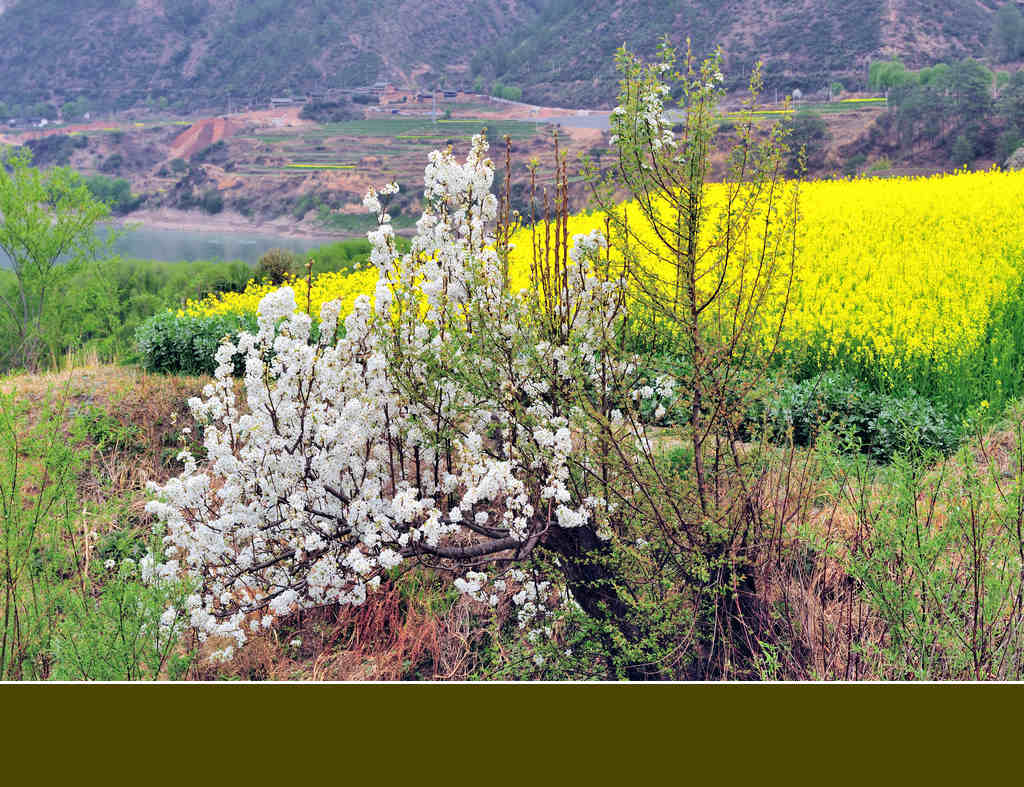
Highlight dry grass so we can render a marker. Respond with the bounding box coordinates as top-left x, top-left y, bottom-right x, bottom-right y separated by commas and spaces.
0, 363, 485, 680
195, 577, 490, 681
1, 362, 208, 606
742, 412, 1024, 679
1, 361, 210, 500
1, 364, 493, 680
